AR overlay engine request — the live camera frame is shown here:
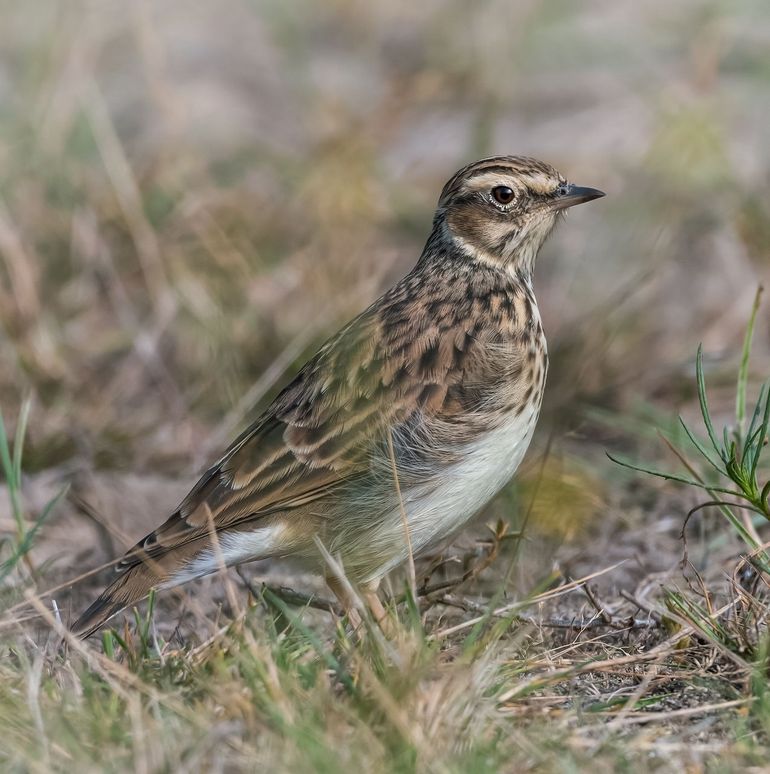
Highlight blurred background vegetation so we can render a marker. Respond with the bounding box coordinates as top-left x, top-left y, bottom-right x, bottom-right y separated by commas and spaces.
0, 0, 768, 592
2, 2, 770, 769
